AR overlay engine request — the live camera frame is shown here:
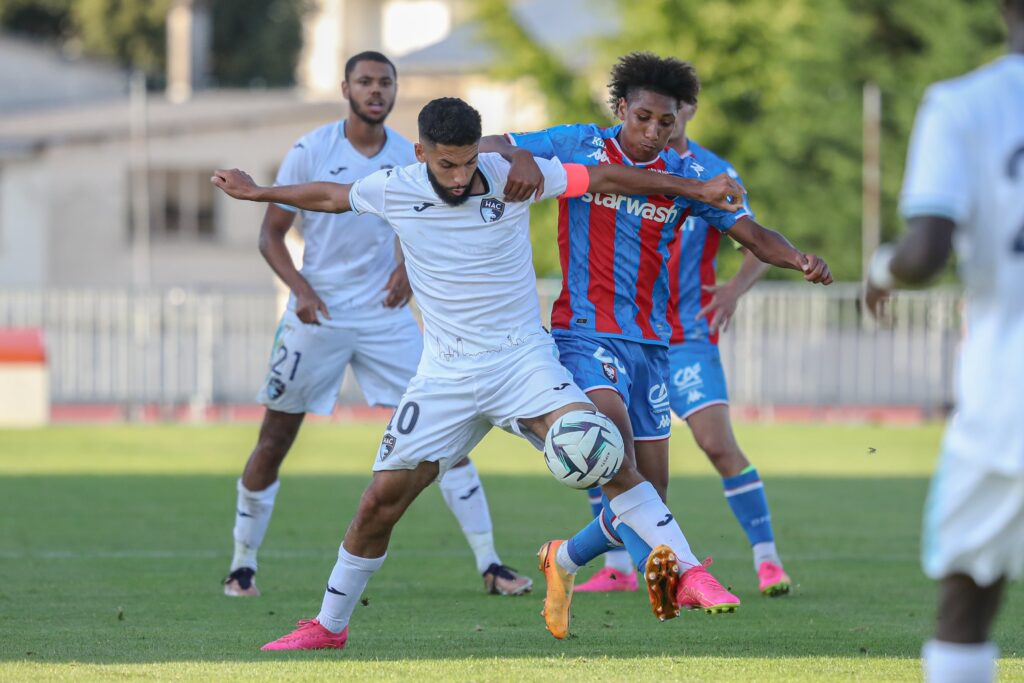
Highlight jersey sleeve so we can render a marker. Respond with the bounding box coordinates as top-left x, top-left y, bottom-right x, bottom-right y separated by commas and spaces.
899, 85, 972, 223
535, 157, 570, 201
348, 168, 391, 219
507, 124, 589, 162
672, 155, 752, 233
273, 138, 313, 213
